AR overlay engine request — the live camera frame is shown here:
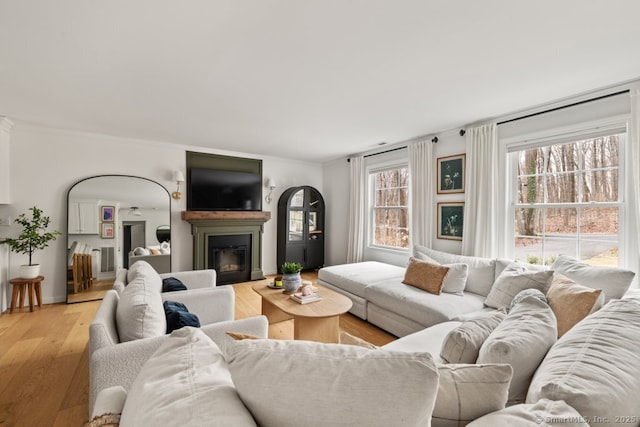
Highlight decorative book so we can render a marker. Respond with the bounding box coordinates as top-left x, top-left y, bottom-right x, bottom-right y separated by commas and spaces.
290, 292, 322, 304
